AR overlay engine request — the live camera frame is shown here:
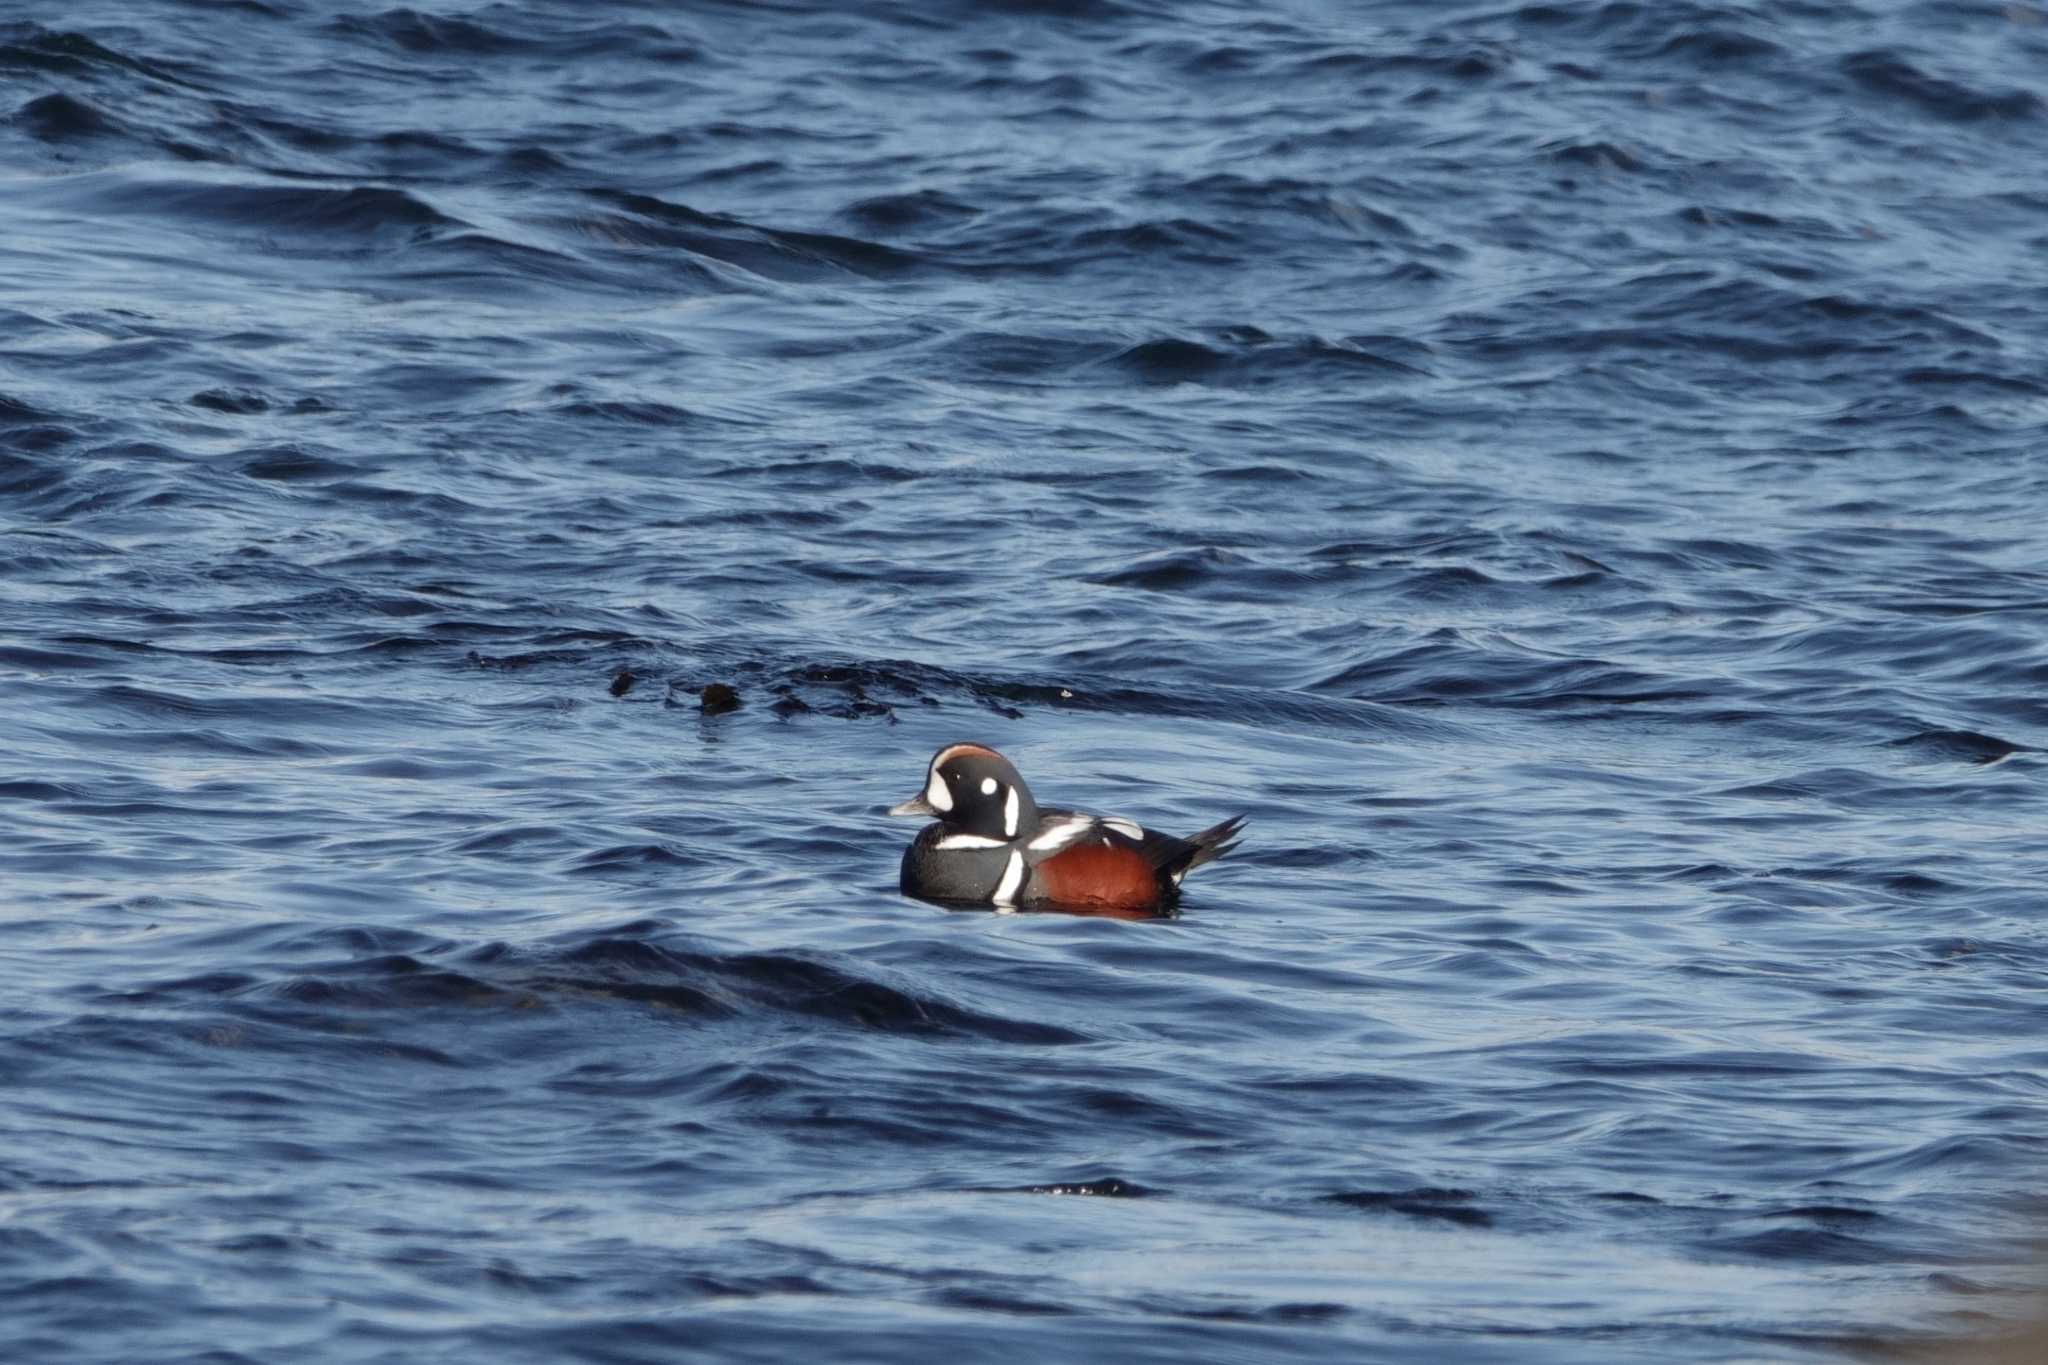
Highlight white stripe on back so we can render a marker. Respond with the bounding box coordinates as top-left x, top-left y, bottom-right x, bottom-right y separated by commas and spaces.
1027, 816, 1093, 853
